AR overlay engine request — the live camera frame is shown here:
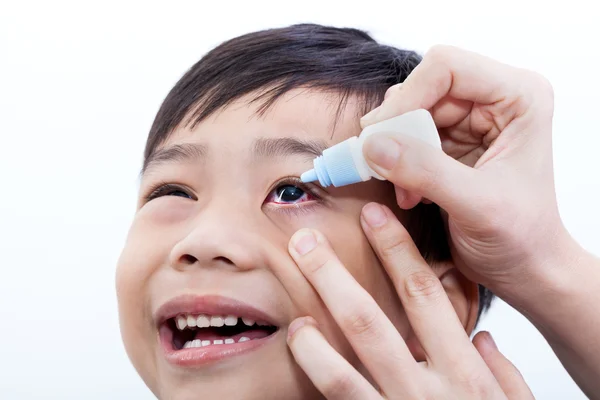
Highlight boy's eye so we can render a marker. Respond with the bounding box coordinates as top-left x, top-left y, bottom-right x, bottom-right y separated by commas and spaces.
266, 184, 314, 204
167, 190, 192, 199
146, 184, 194, 201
